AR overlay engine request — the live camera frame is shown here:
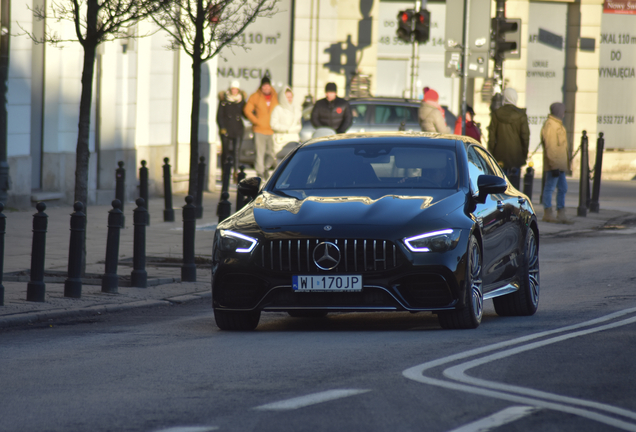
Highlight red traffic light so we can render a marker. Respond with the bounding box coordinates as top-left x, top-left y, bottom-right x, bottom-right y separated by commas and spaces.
400, 11, 410, 22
